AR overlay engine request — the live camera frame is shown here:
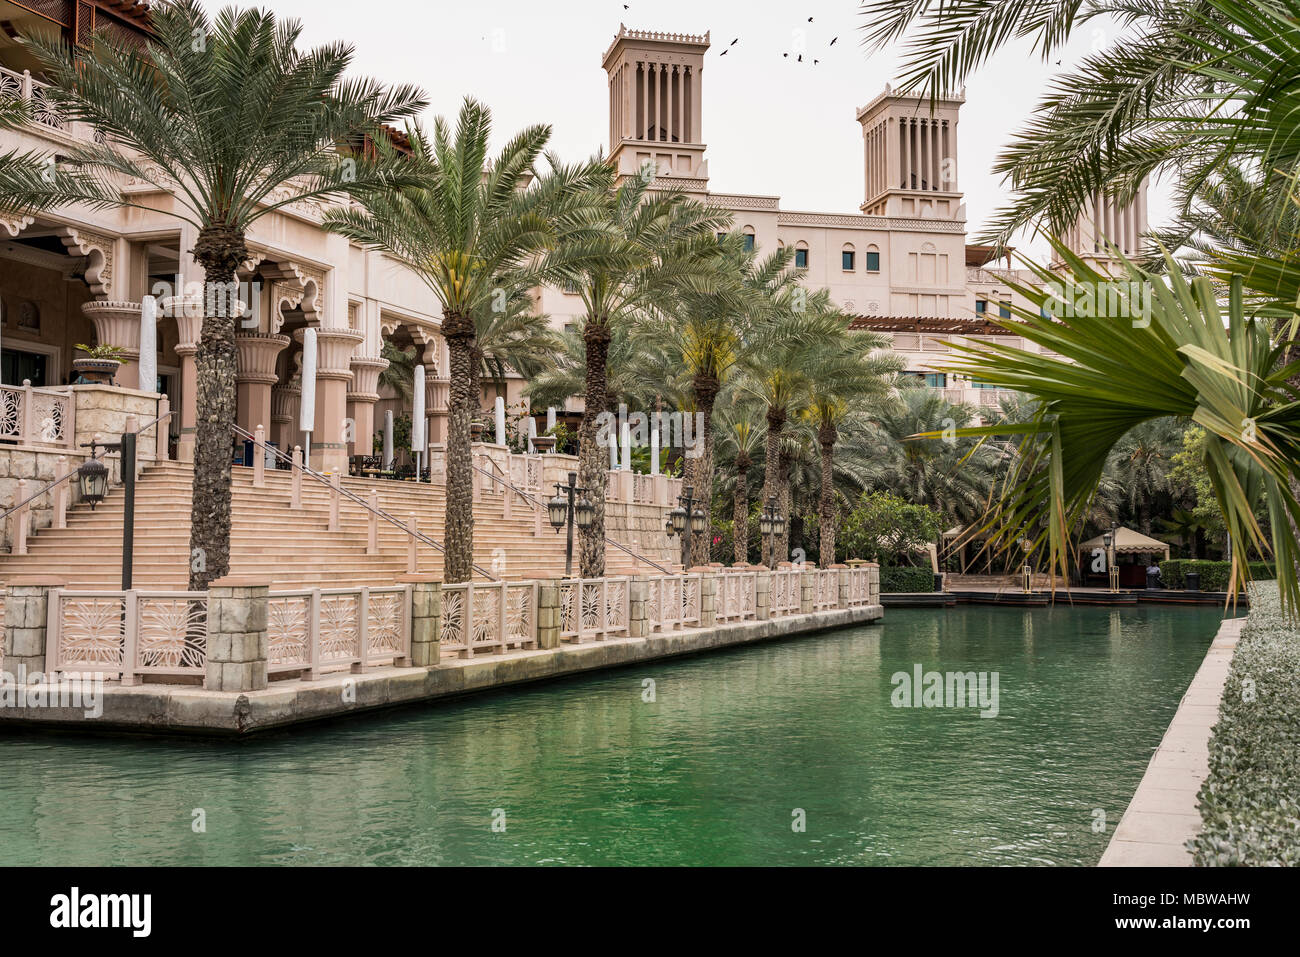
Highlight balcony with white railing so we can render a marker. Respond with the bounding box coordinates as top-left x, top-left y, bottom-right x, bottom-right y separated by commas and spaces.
0, 63, 101, 144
